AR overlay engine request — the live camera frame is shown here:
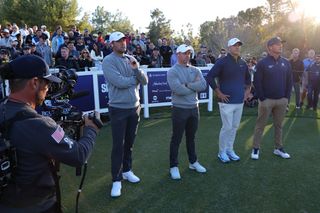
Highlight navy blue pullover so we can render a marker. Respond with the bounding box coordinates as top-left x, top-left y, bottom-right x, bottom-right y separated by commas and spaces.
253, 54, 292, 101
206, 53, 251, 104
